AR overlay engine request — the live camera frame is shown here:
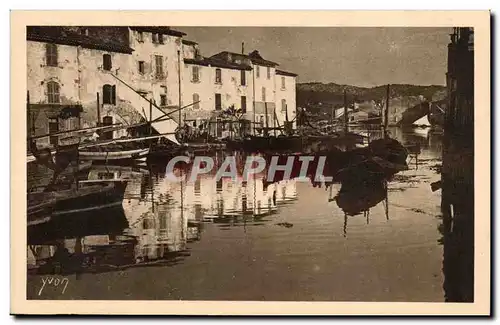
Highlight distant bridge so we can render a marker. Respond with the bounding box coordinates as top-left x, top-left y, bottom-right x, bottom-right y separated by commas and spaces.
396, 101, 431, 126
